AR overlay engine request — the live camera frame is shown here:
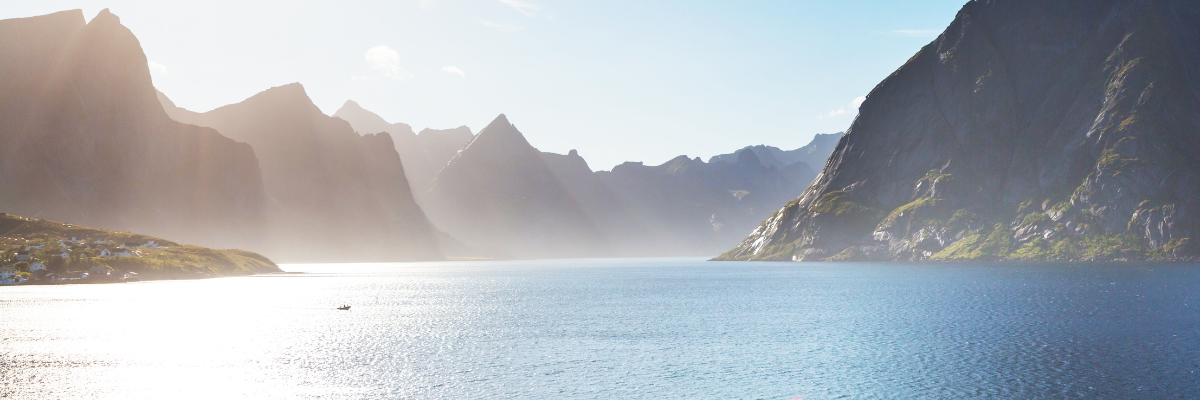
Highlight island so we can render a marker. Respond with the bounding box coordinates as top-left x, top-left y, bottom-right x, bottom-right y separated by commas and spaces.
0, 213, 280, 285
